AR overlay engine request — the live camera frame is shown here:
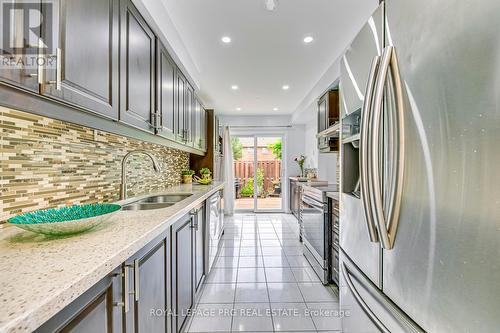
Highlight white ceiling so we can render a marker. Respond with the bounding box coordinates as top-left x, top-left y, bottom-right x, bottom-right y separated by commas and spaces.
158, 0, 377, 116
